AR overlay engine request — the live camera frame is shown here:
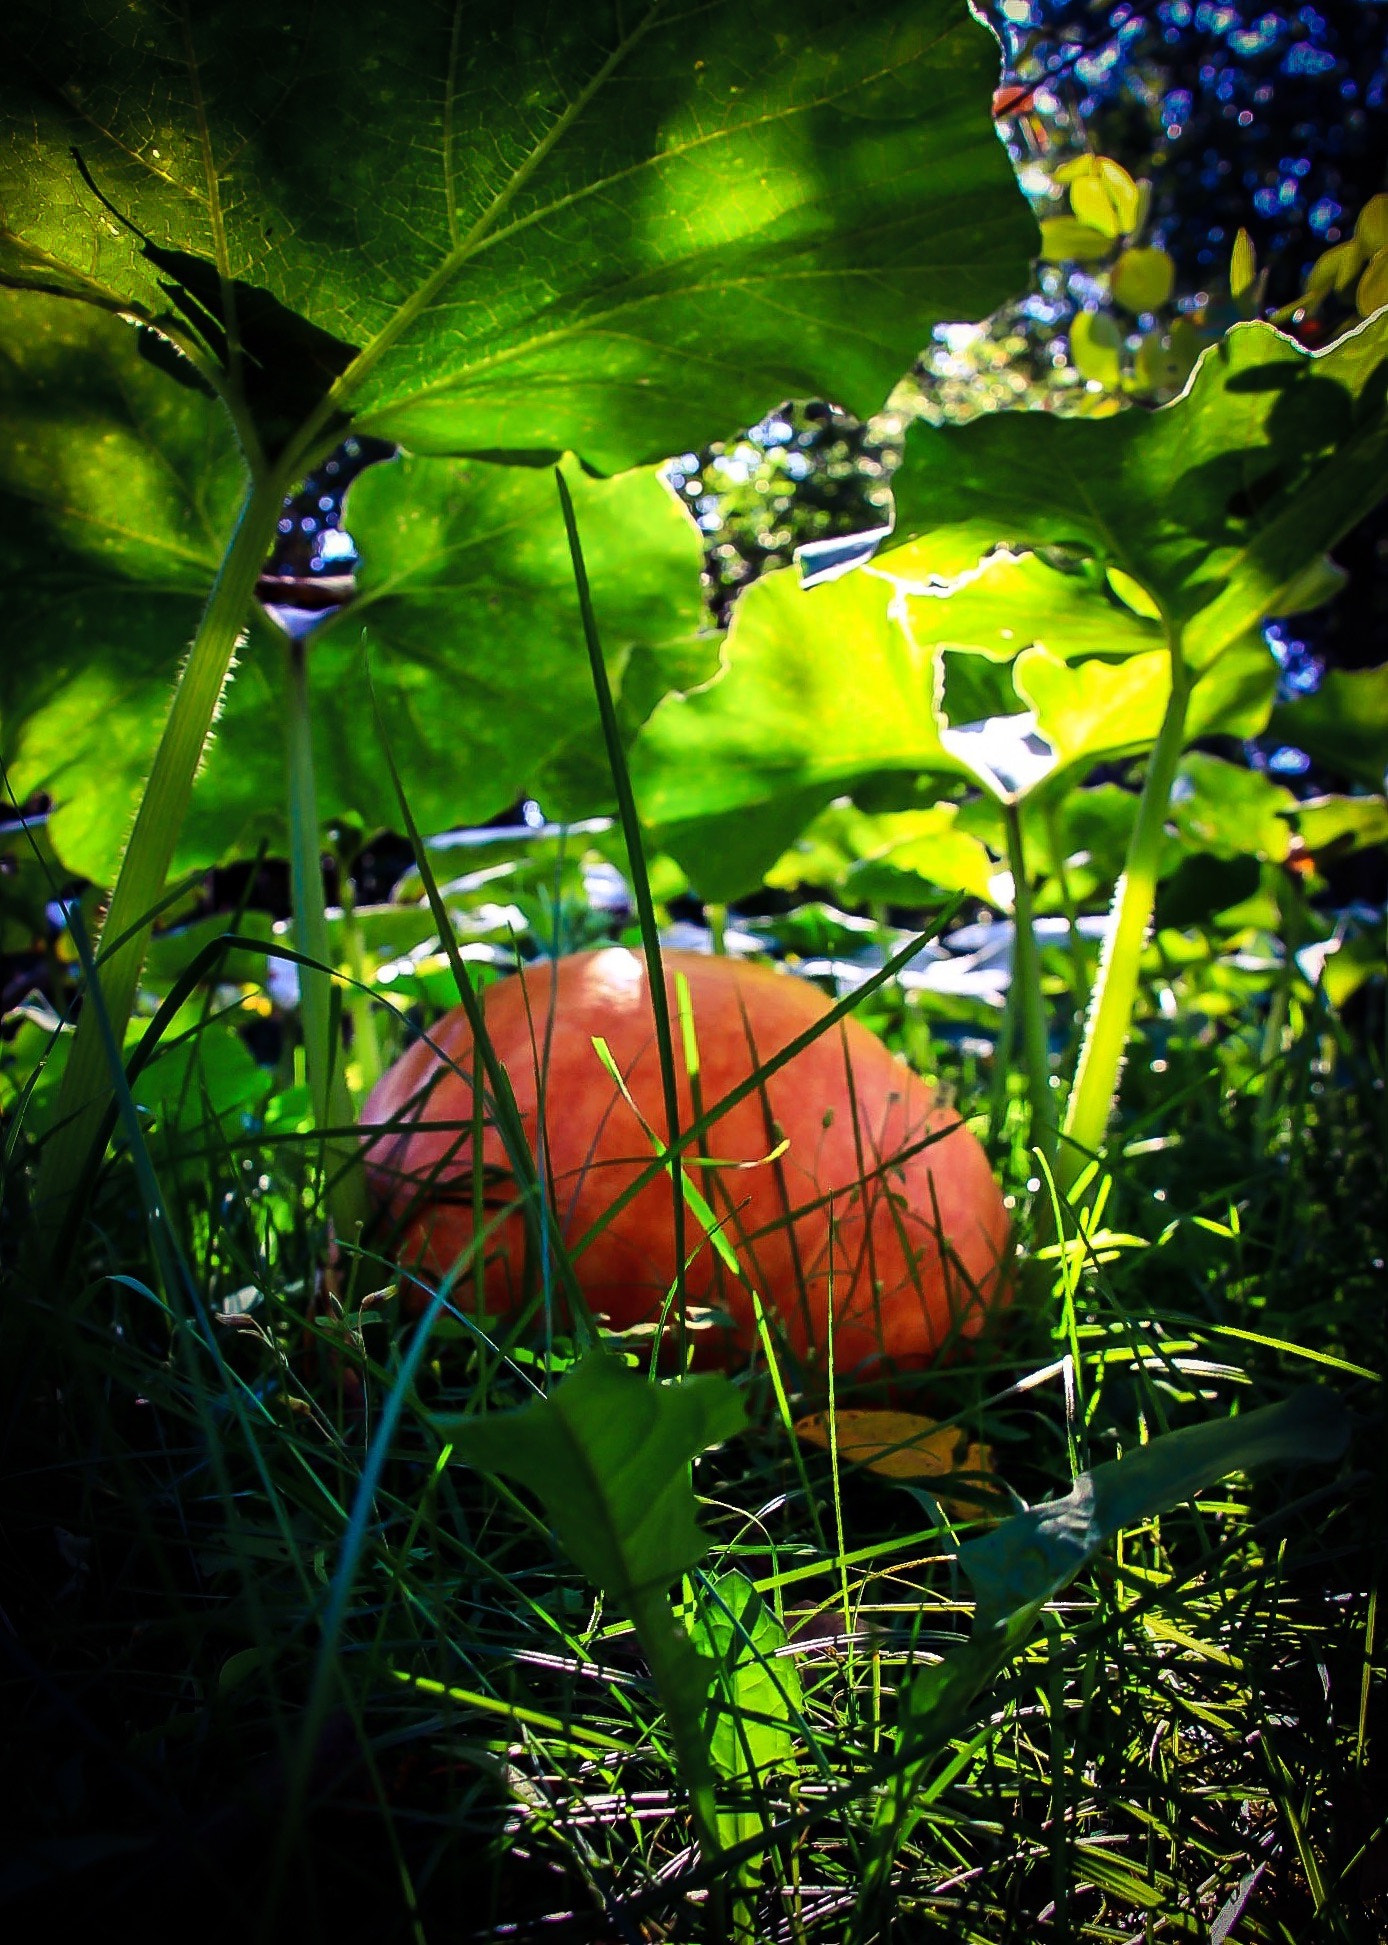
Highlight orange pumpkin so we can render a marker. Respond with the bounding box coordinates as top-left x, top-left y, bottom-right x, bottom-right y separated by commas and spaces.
361, 948, 1010, 1379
